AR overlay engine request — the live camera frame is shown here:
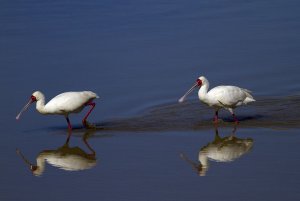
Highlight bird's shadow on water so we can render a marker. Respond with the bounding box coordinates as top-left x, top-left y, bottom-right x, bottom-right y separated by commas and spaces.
189, 114, 265, 130
30, 113, 278, 133
195, 114, 265, 123
22, 124, 113, 140
222, 114, 265, 122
